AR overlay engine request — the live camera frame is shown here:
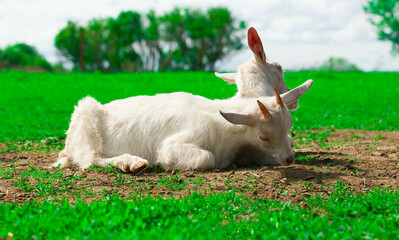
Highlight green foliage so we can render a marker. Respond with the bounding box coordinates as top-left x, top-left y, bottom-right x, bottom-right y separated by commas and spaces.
54, 7, 245, 72
0, 43, 52, 71
364, 0, 399, 55
1, 71, 398, 141
85, 18, 109, 71
1, 187, 399, 239
159, 7, 245, 71
318, 57, 361, 72
107, 11, 144, 72
54, 21, 81, 68
142, 10, 163, 71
